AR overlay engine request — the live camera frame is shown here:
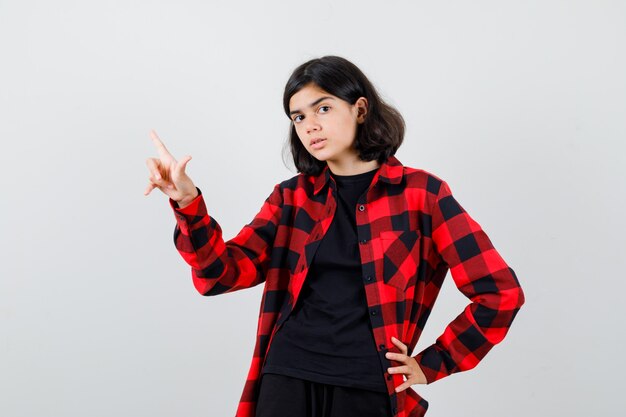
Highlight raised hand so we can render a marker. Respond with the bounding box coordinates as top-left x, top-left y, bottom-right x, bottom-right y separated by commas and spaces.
386, 336, 428, 391
144, 129, 198, 208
